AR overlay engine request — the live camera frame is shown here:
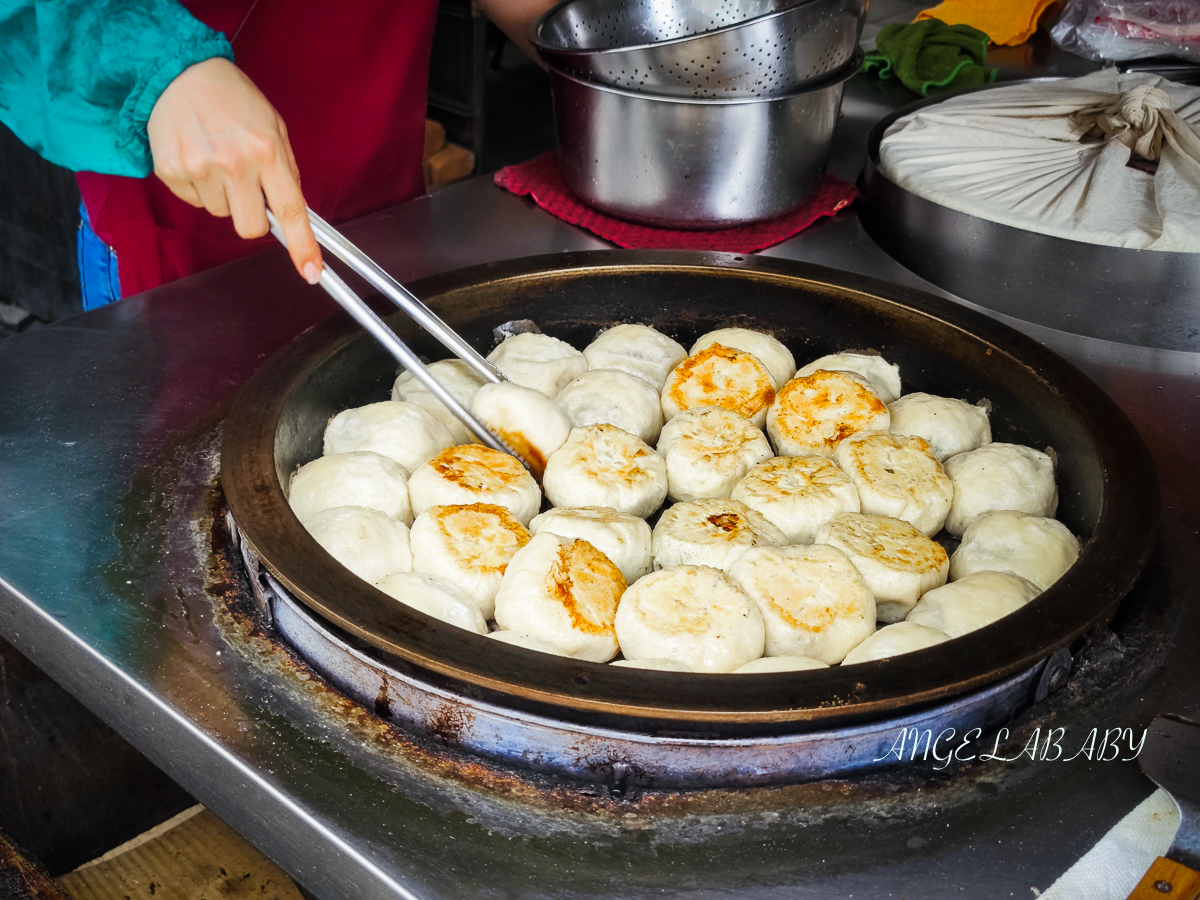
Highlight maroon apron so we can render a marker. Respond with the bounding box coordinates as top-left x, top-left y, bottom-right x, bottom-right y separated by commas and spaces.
76, 0, 438, 297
